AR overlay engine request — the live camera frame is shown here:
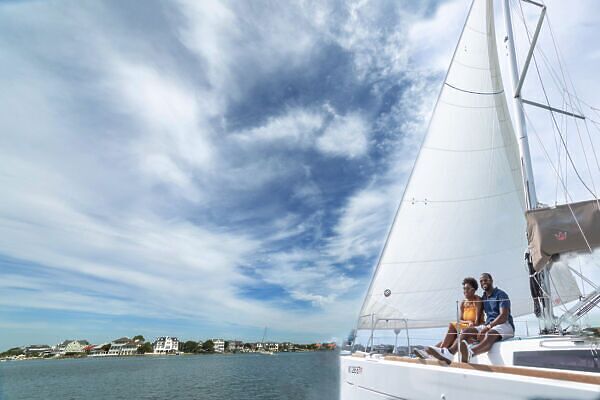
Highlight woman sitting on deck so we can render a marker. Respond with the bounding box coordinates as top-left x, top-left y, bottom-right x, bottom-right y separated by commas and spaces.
414, 277, 483, 359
